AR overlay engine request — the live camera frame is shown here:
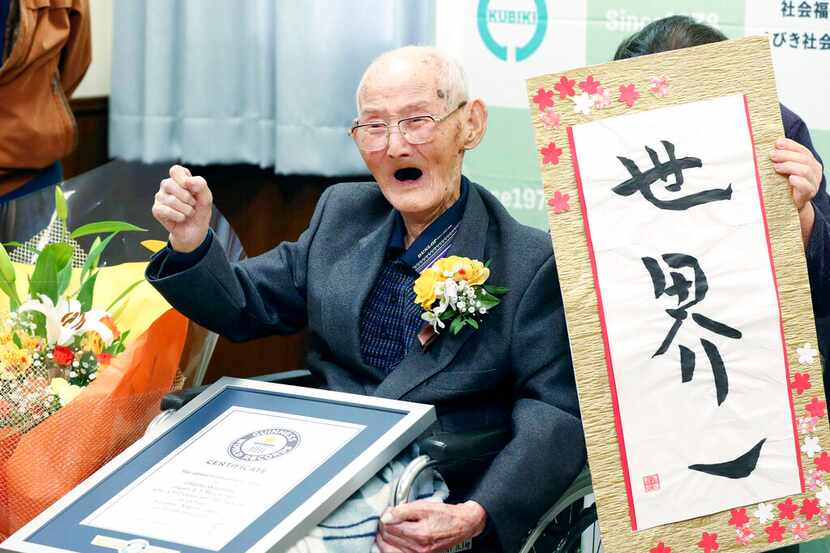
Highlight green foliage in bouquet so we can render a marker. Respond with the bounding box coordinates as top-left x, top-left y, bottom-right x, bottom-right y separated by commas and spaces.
0, 187, 146, 431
